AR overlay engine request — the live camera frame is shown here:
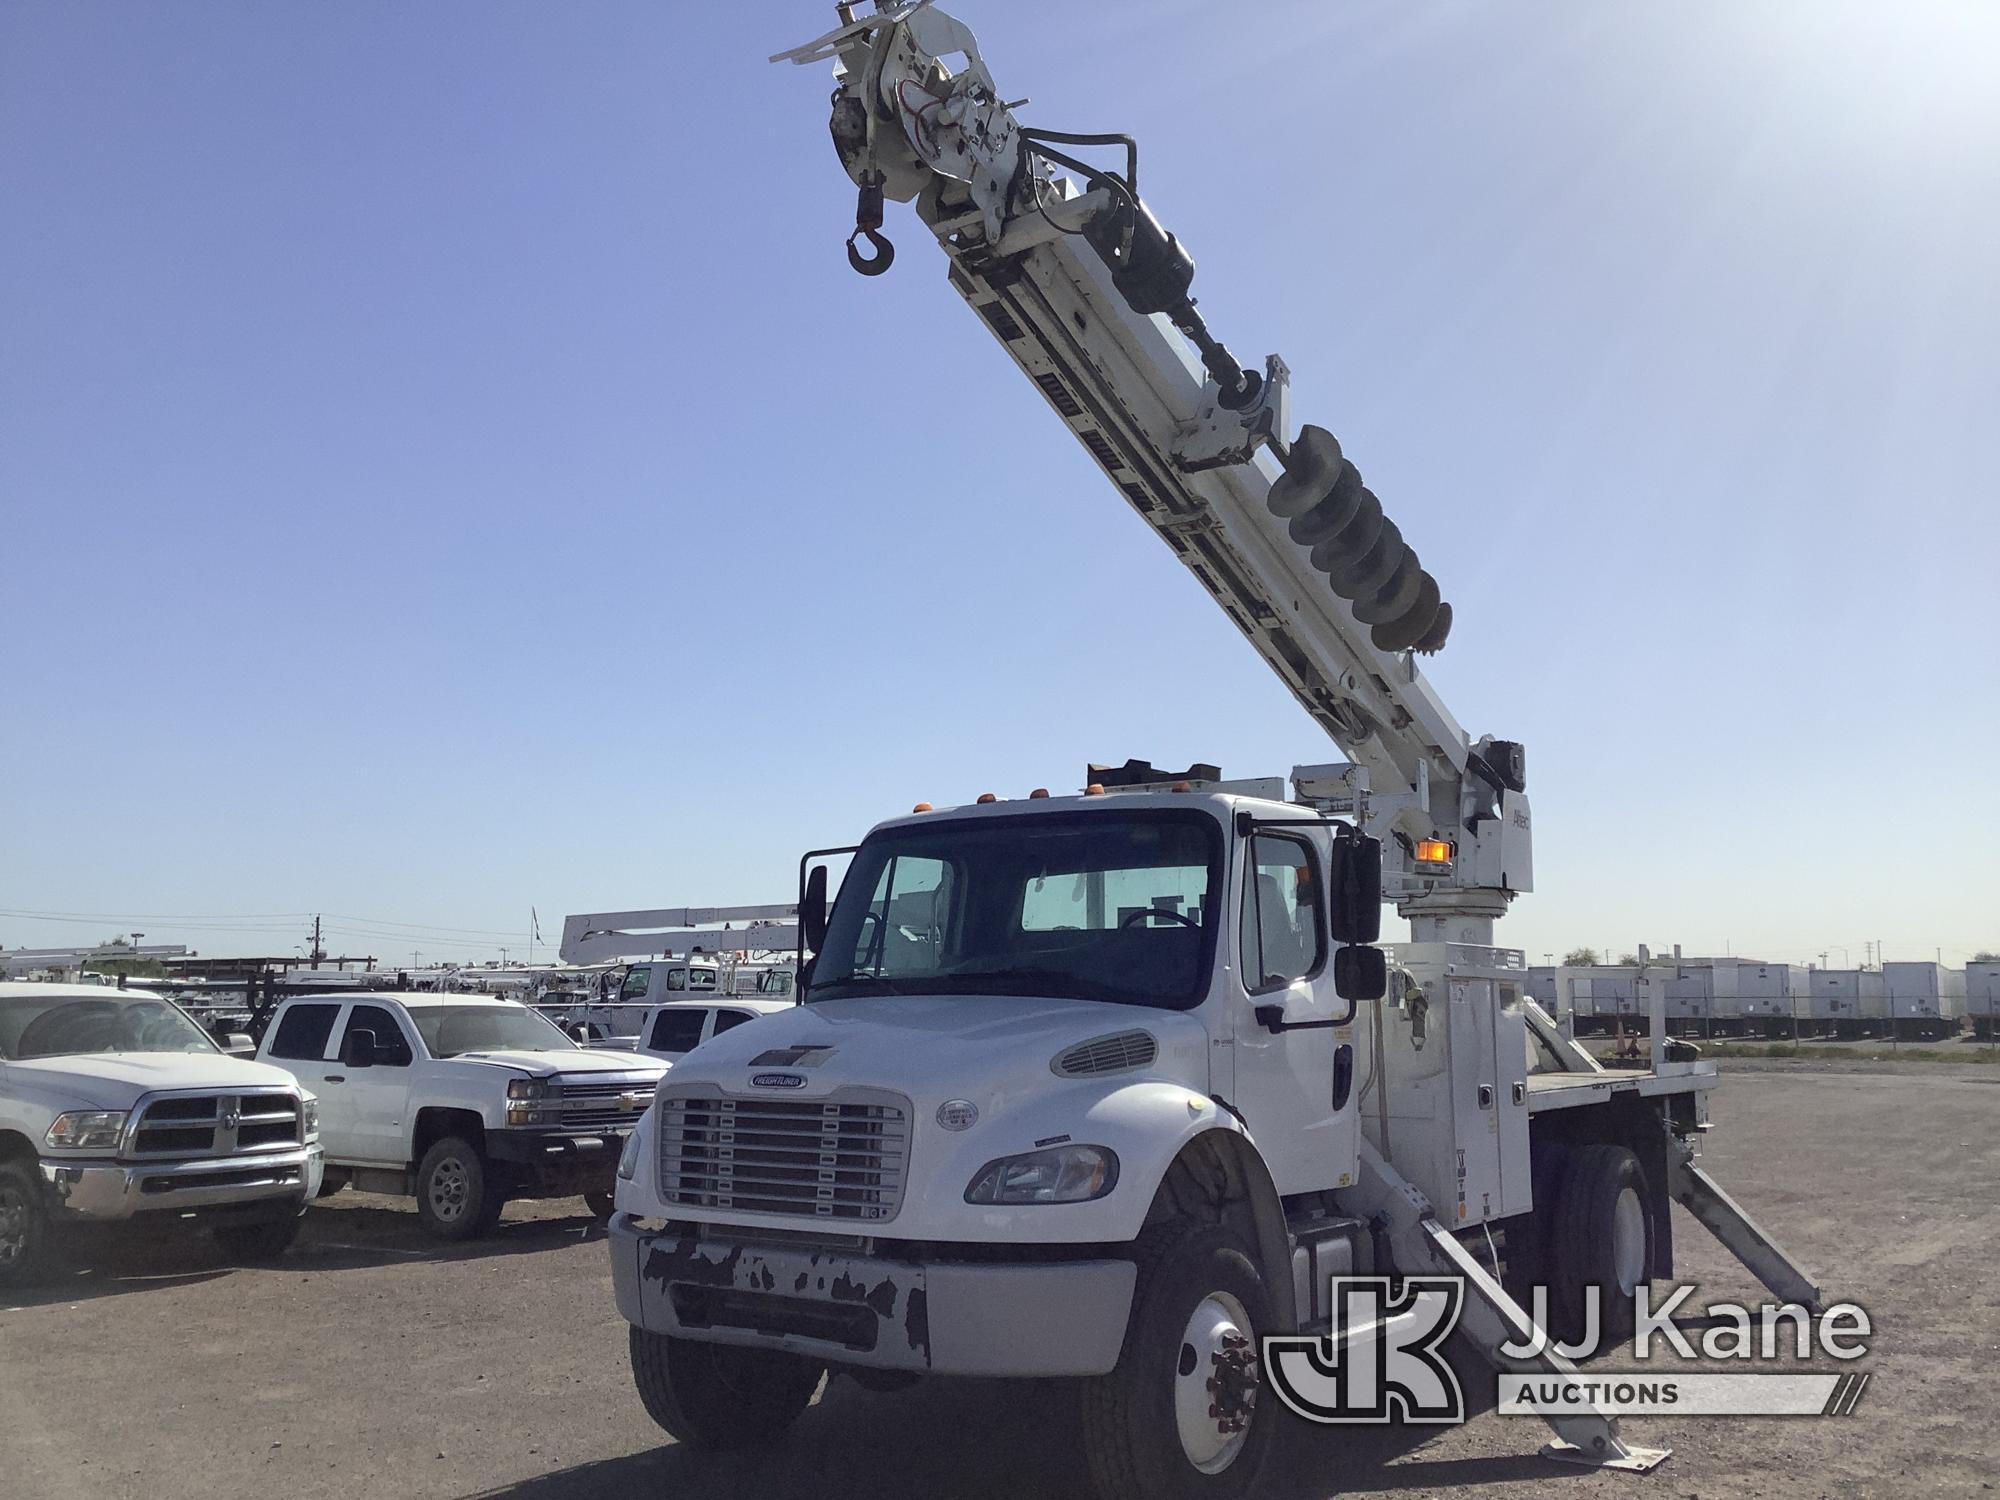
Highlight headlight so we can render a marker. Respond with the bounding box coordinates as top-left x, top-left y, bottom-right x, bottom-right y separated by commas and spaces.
965, 1144, 1119, 1205
506, 1103, 551, 1126
301, 1097, 320, 1140
616, 1127, 643, 1182
45, 1111, 128, 1151
506, 1078, 547, 1101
